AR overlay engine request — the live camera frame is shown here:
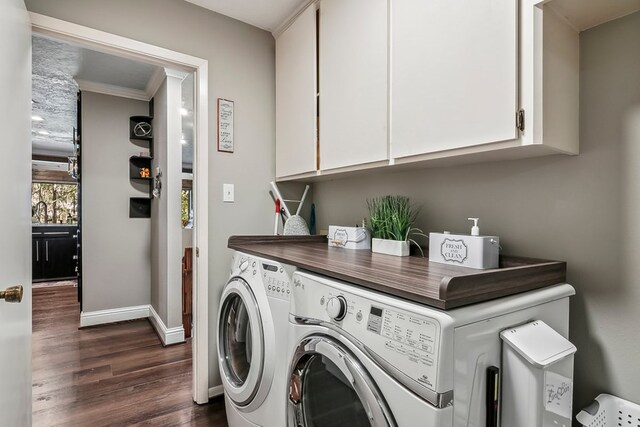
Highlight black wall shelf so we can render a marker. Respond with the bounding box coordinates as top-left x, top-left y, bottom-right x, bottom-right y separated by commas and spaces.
129, 197, 151, 218
129, 113, 153, 219
129, 116, 153, 141
130, 156, 152, 180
